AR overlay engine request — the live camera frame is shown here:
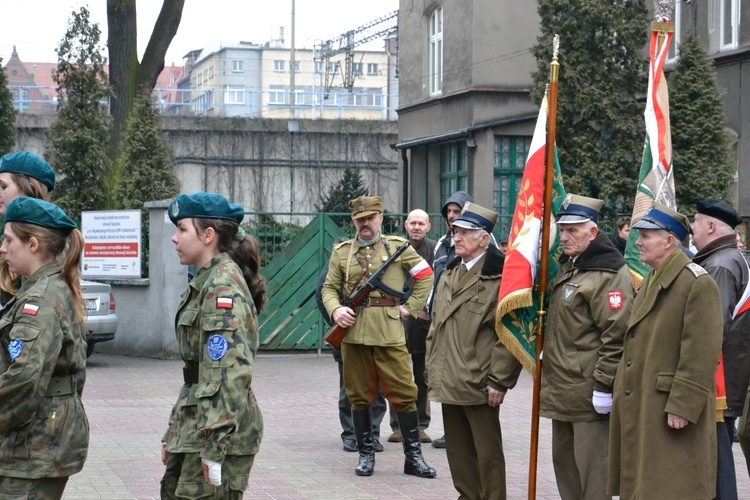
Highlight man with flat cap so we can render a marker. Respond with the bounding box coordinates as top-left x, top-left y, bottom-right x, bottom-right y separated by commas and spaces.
425, 202, 522, 500
541, 194, 633, 500
691, 198, 750, 499
321, 196, 437, 478
608, 203, 724, 499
